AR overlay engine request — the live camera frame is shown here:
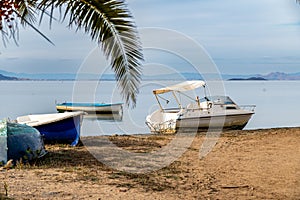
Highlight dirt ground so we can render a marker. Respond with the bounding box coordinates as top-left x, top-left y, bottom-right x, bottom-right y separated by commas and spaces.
0, 127, 300, 200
